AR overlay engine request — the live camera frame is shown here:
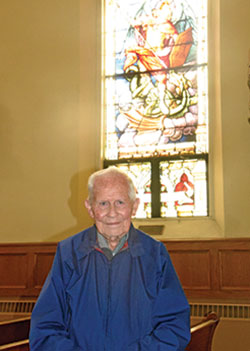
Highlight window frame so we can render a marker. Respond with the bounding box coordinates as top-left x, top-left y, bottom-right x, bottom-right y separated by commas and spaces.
101, 0, 211, 221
